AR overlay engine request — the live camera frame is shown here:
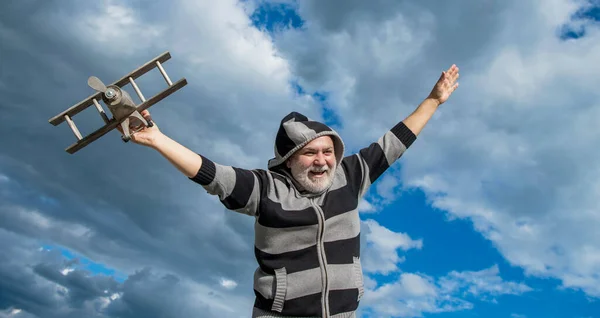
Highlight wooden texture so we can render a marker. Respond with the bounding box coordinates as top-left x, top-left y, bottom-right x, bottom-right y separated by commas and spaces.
64, 78, 187, 154
49, 51, 172, 126
64, 115, 83, 140
93, 99, 110, 123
